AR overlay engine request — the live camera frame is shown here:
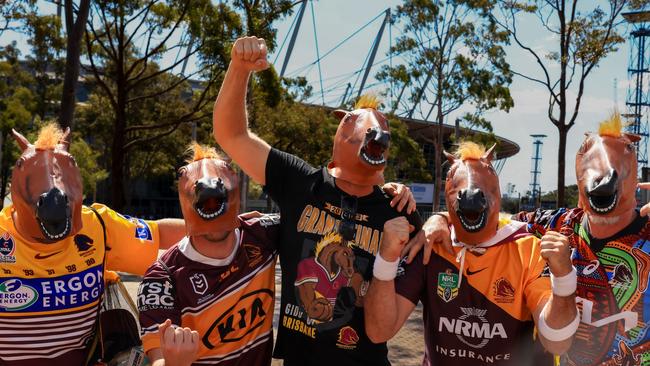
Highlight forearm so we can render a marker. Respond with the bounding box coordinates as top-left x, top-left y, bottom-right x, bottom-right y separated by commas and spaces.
365, 279, 401, 343
538, 294, 578, 354
213, 64, 251, 148
156, 218, 186, 249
